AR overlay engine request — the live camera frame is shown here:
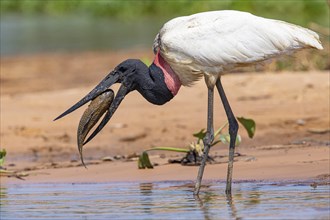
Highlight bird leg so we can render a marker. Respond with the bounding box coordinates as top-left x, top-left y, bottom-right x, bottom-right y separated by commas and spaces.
216, 78, 239, 195
194, 86, 214, 195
